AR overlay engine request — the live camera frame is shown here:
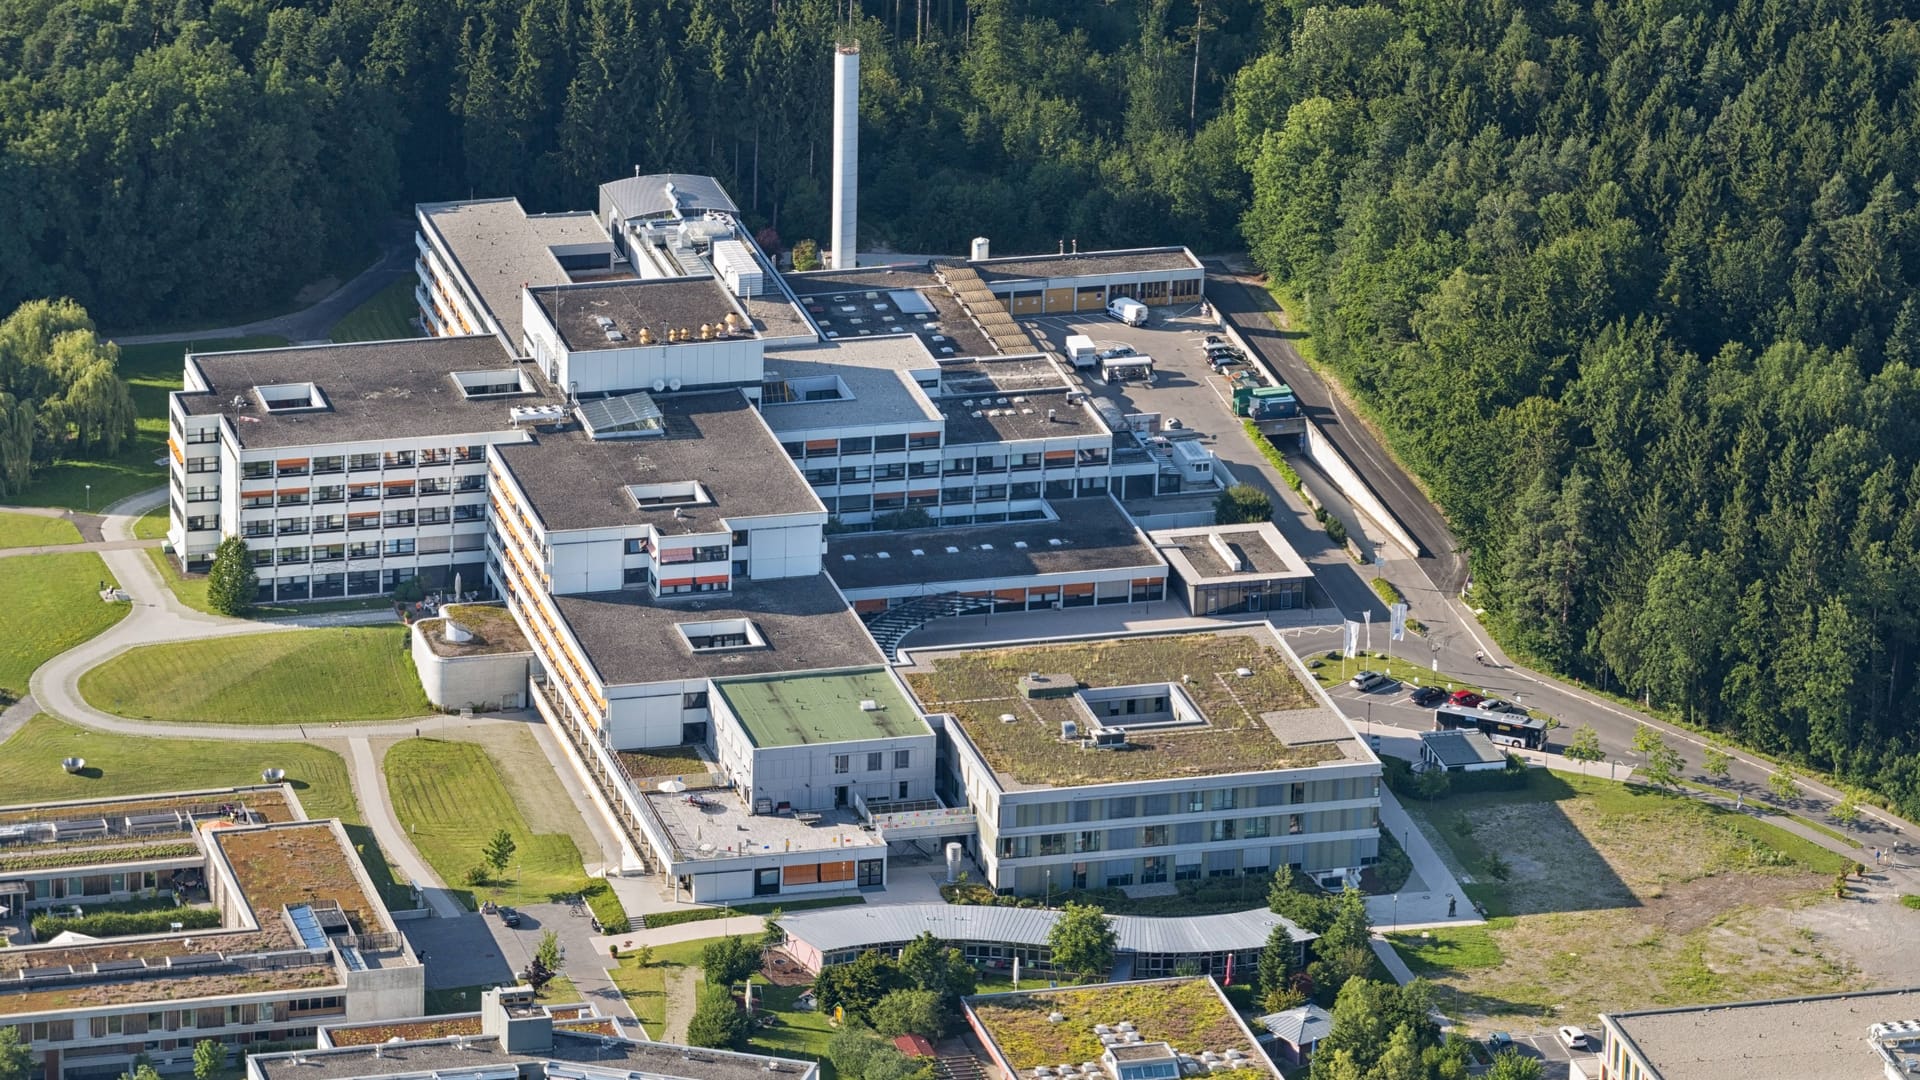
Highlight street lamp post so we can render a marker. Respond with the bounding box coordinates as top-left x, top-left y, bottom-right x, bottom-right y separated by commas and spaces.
1611, 759, 1623, 781
84, 484, 91, 511
1391, 893, 1399, 931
